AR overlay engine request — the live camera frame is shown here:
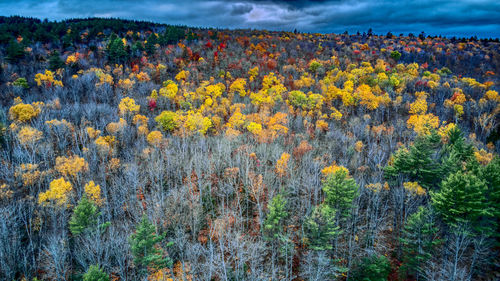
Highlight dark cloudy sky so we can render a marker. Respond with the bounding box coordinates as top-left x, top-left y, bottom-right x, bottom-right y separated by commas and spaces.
1, 0, 500, 38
